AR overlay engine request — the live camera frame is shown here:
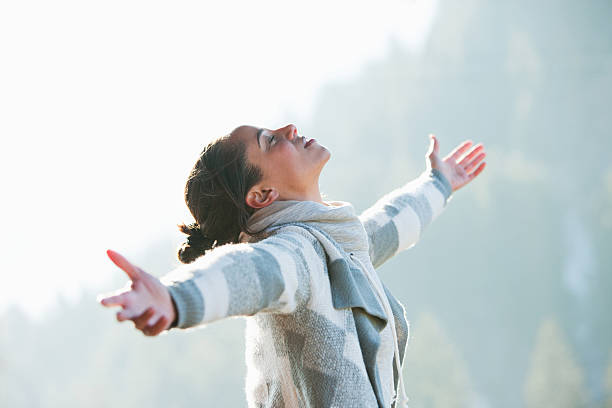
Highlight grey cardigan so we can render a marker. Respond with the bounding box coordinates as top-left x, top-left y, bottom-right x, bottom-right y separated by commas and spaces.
164, 169, 452, 407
